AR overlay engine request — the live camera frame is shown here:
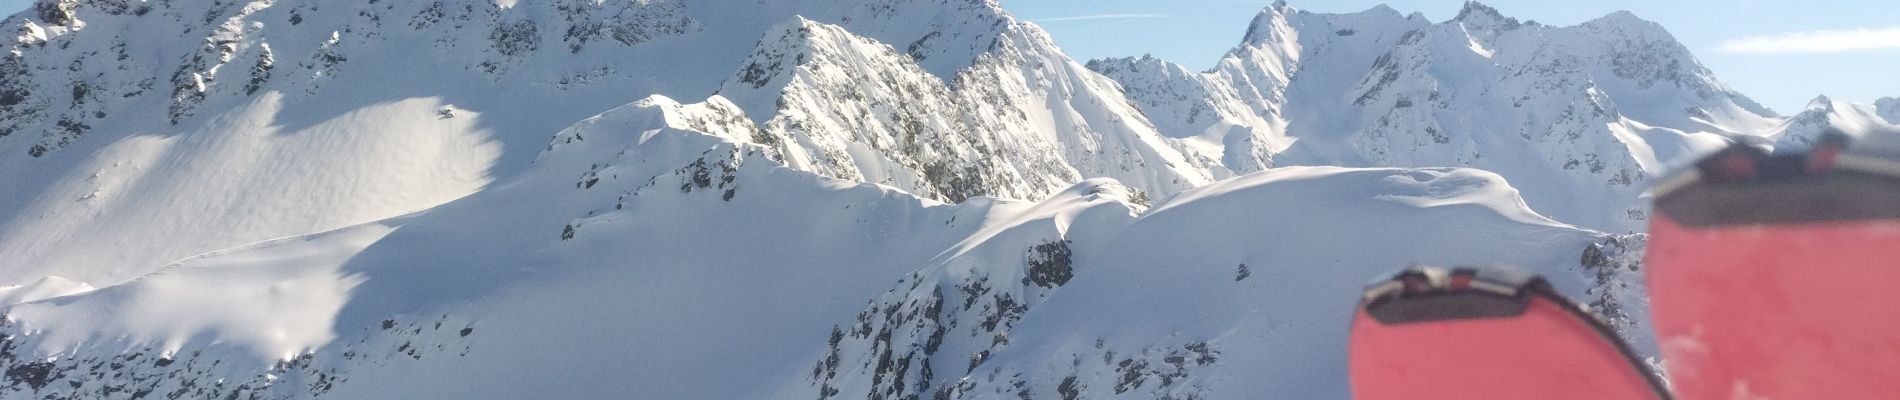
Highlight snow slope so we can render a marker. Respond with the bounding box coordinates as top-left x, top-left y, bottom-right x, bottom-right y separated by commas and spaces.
1091, 2, 1771, 232
0, 94, 1648, 399
0, 95, 992, 399
783, 166, 1648, 400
